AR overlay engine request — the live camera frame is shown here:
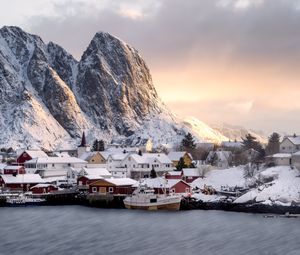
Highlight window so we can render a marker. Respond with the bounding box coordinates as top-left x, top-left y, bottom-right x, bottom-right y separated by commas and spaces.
108, 187, 114, 193
68, 163, 71, 166
92, 187, 97, 193
52, 164, 54, 167
185, 188, 190, 193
